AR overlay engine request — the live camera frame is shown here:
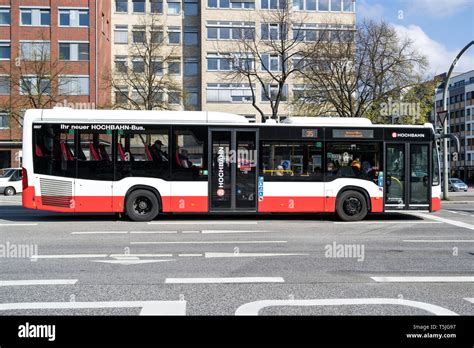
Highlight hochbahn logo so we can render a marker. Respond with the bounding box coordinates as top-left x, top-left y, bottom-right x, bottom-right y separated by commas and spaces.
217, 146, 226, 197
391, 132, 425, 138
